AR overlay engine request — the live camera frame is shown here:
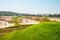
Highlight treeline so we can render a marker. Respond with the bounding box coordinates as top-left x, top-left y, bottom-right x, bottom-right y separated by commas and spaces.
0, 11, 32, 16
31, 14, 60, 17
0, 11, 60, 17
